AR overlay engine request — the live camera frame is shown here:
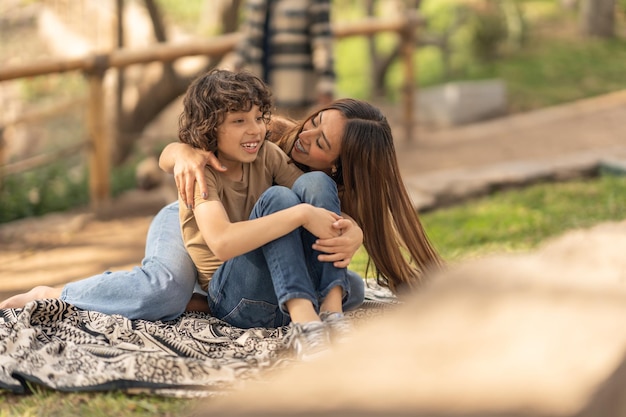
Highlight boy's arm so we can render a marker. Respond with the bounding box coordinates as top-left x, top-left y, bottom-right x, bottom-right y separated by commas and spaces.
194, 201, 341, 261
159, 143, 226, 208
